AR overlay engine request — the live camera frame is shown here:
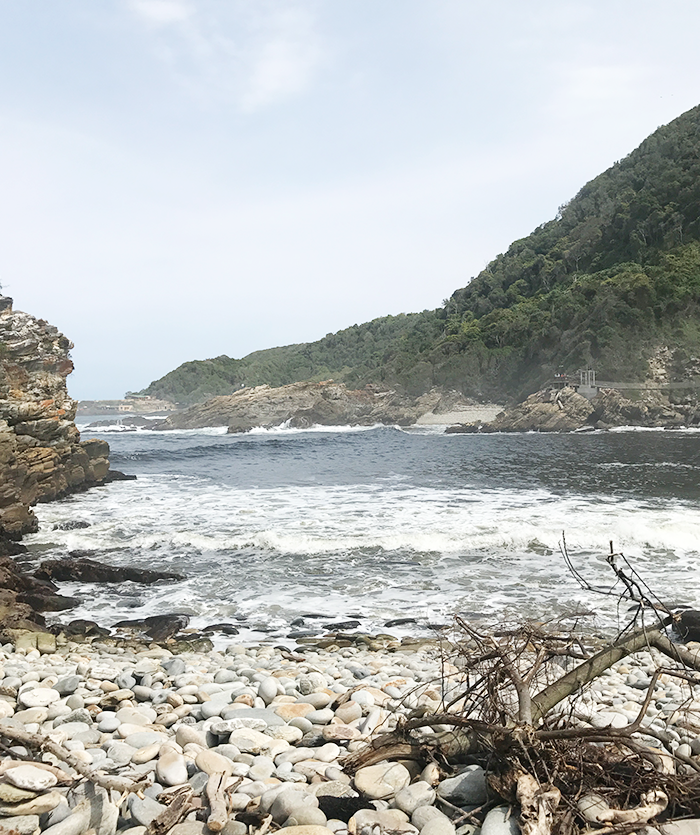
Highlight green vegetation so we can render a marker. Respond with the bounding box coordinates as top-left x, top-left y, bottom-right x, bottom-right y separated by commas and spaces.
141, 312, 438, 405
142, 103, 700, 405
